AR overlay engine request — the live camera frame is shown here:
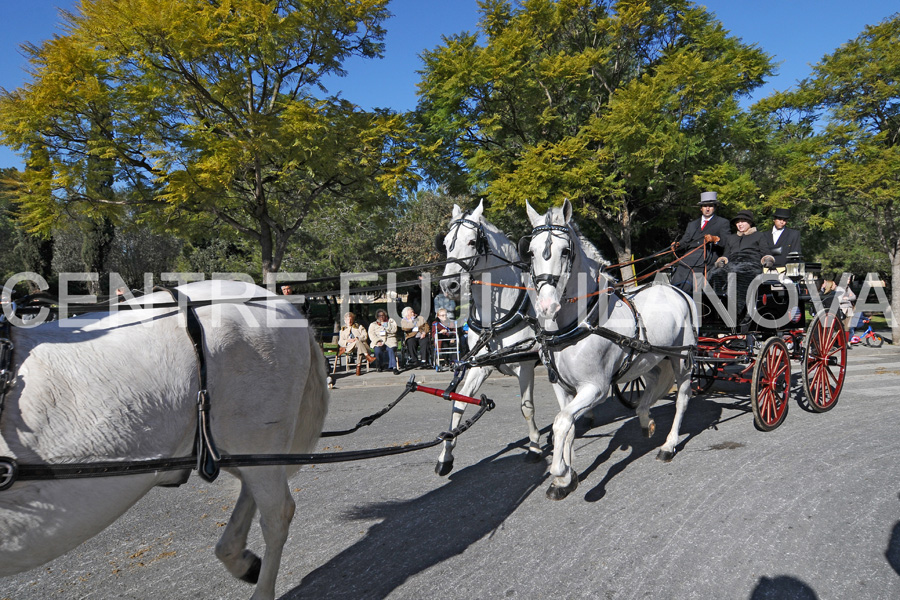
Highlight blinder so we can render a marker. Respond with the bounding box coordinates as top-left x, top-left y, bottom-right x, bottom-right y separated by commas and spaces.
517, 235, 532, 261
434, 232, 446, 256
